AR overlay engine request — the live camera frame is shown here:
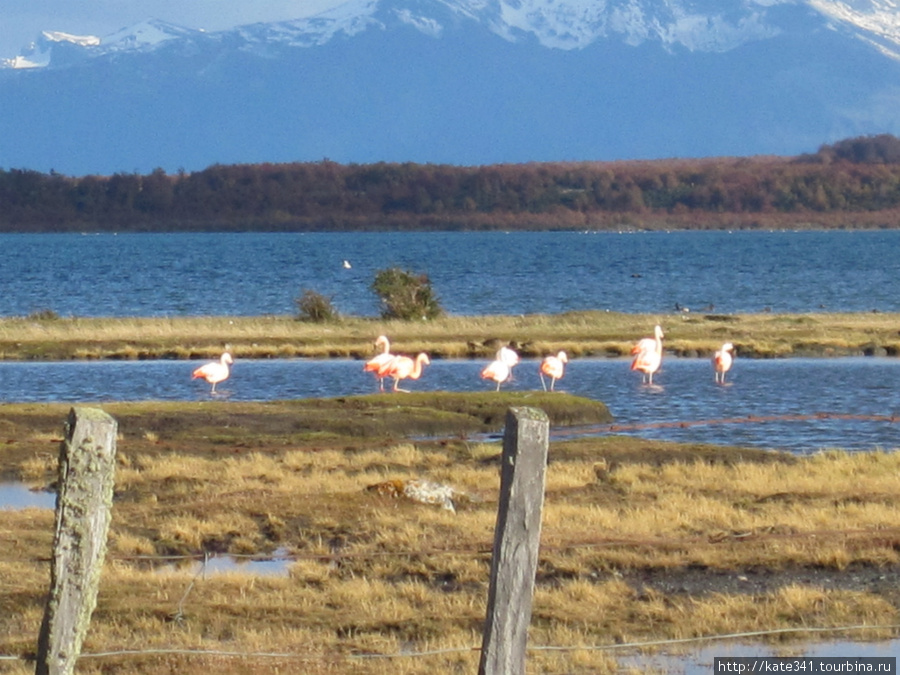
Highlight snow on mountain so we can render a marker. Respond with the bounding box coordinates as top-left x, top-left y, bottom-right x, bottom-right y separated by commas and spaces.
100, 19, 206, 53
2, 31, 101, 69
808, 0, 900, 57
1, 0, 871, 67
2, 0, 900, 175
